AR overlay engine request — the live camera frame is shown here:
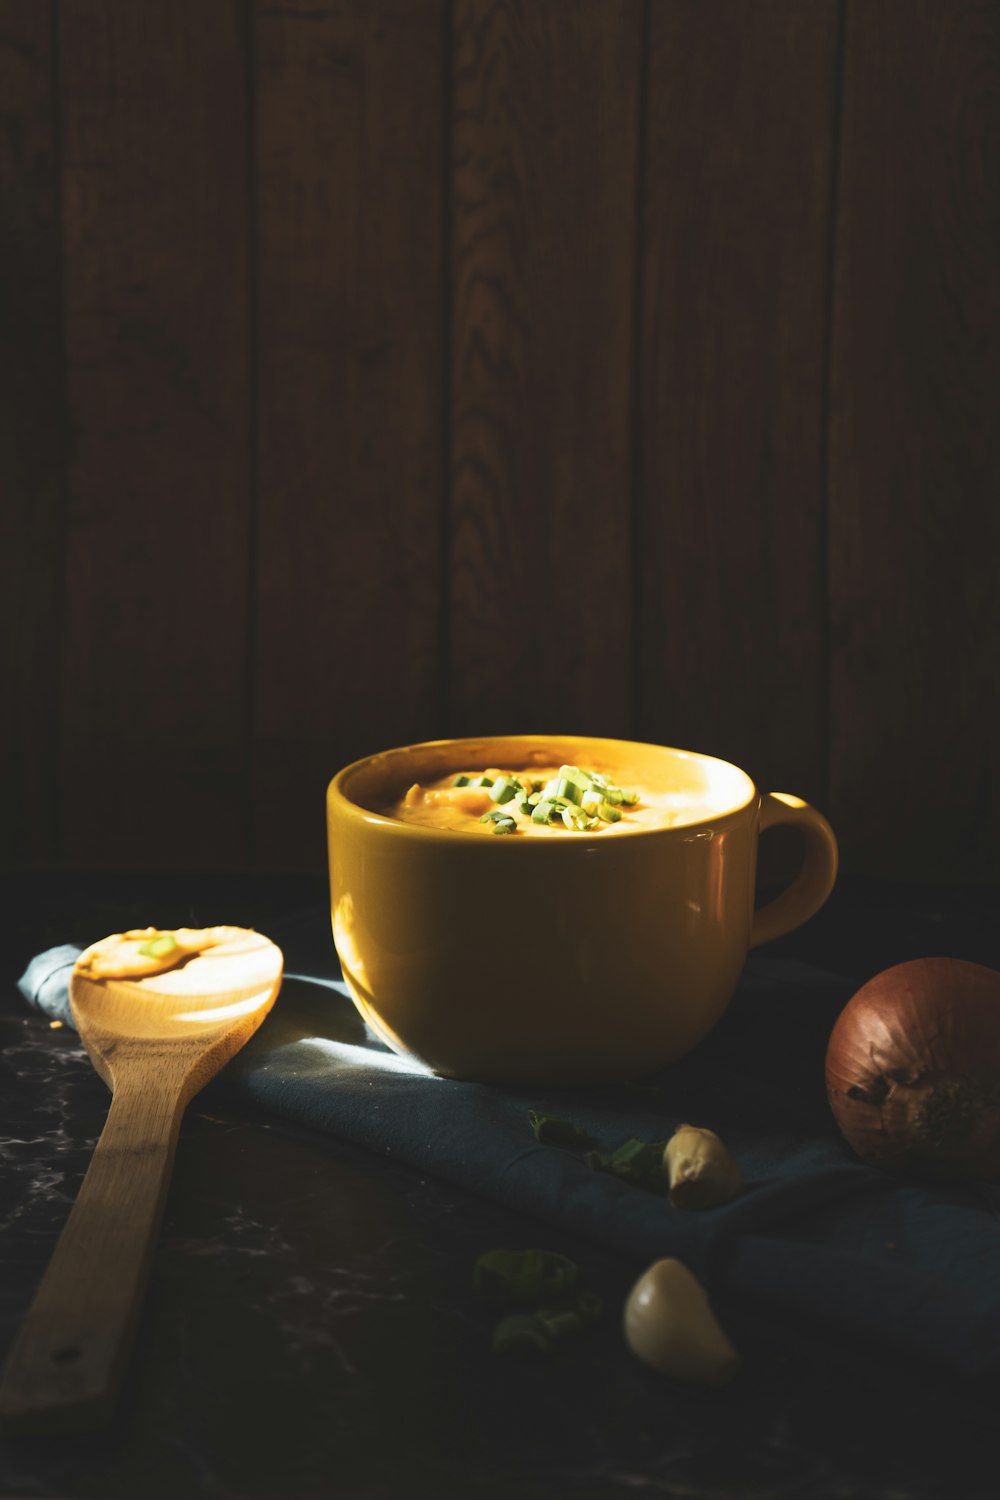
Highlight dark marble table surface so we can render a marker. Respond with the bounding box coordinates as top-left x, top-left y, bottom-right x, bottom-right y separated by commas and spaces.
1, 869, 999, 1500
